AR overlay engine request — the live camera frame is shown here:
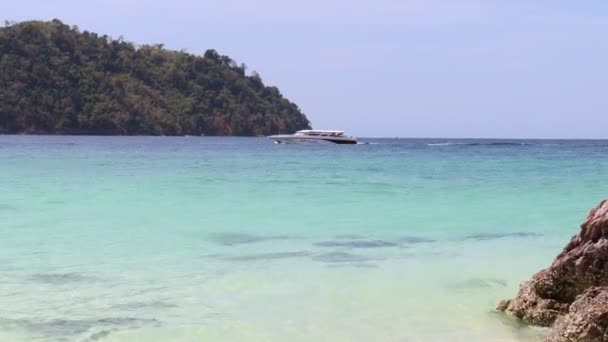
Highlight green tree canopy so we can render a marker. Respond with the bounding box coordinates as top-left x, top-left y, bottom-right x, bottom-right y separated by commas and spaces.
0, 19, 311, 135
